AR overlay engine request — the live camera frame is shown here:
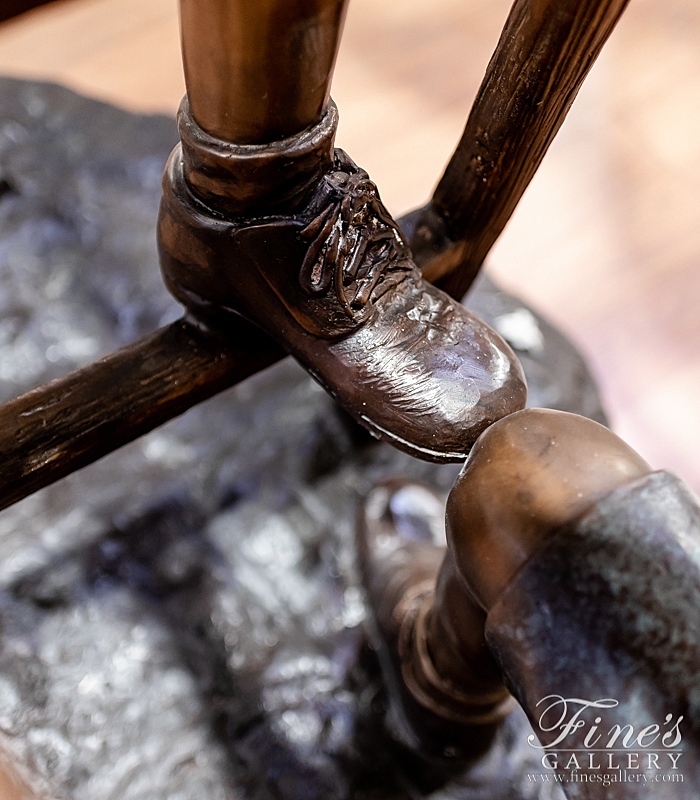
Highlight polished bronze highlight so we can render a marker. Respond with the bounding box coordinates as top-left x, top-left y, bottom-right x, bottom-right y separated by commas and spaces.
446, 407, 651, 610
